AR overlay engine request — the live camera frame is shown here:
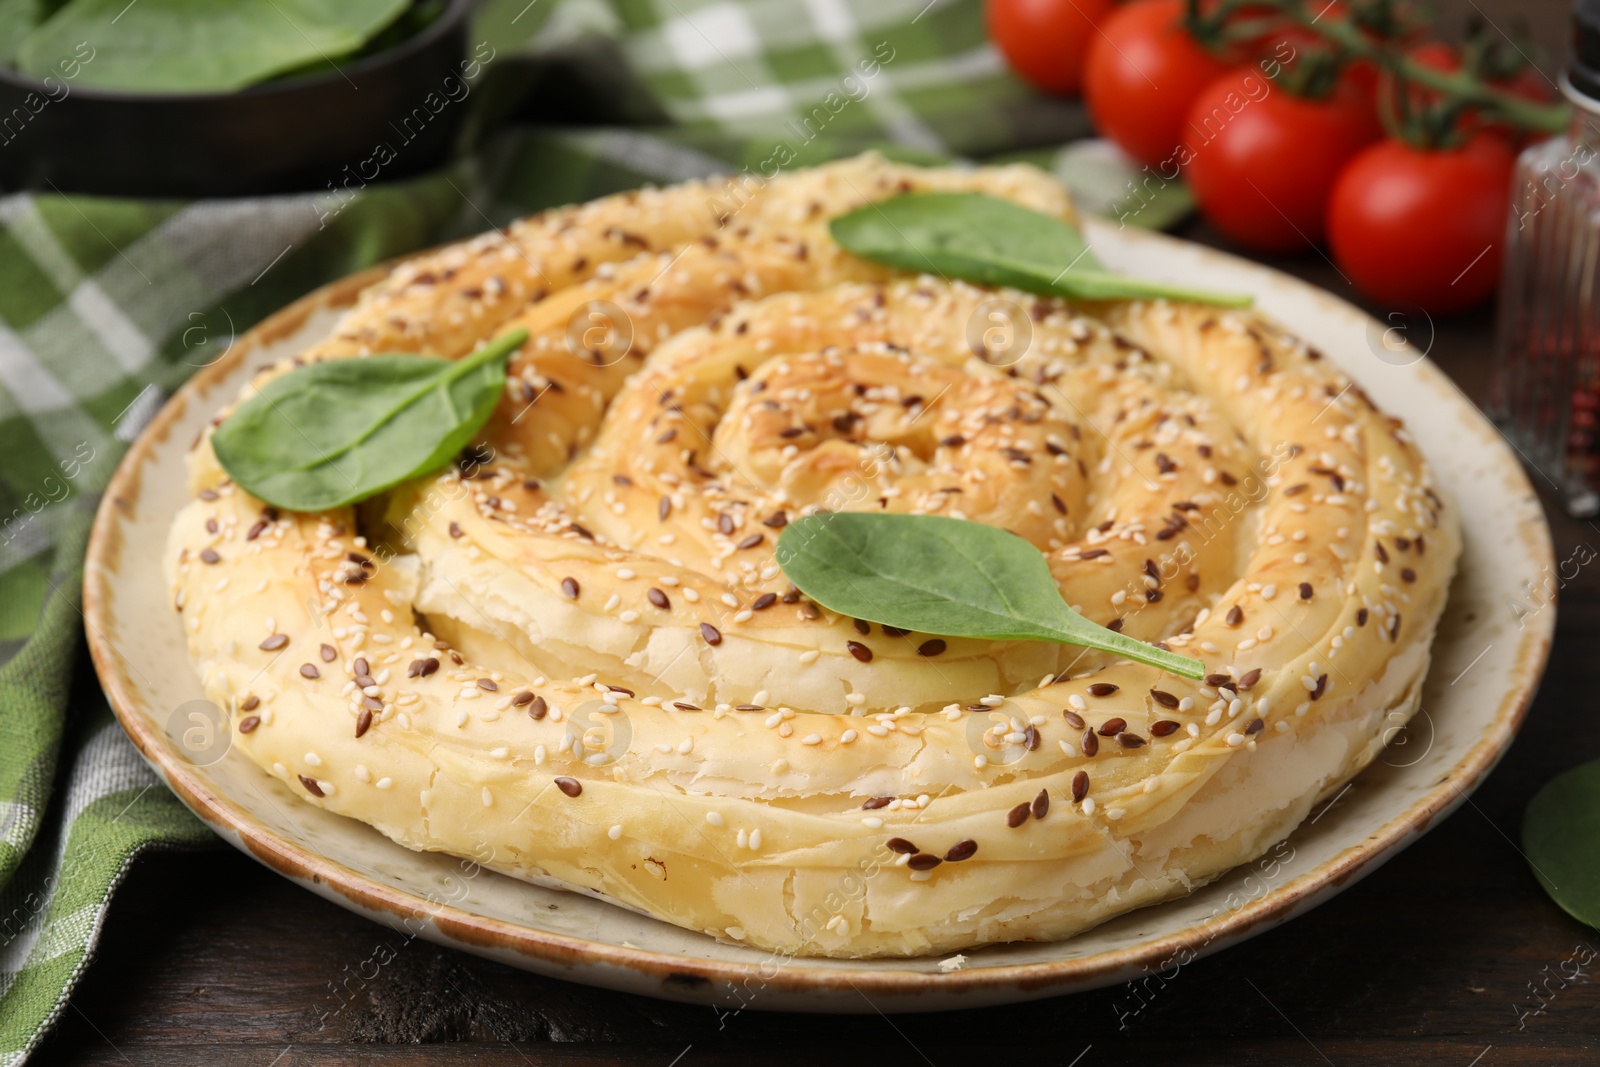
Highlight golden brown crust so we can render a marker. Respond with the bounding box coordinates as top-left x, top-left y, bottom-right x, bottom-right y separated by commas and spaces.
166, 154, 1459, 957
